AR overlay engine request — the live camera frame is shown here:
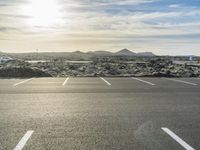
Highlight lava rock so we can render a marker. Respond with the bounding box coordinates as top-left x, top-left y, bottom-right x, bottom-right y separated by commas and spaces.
0, 67, 52, 78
